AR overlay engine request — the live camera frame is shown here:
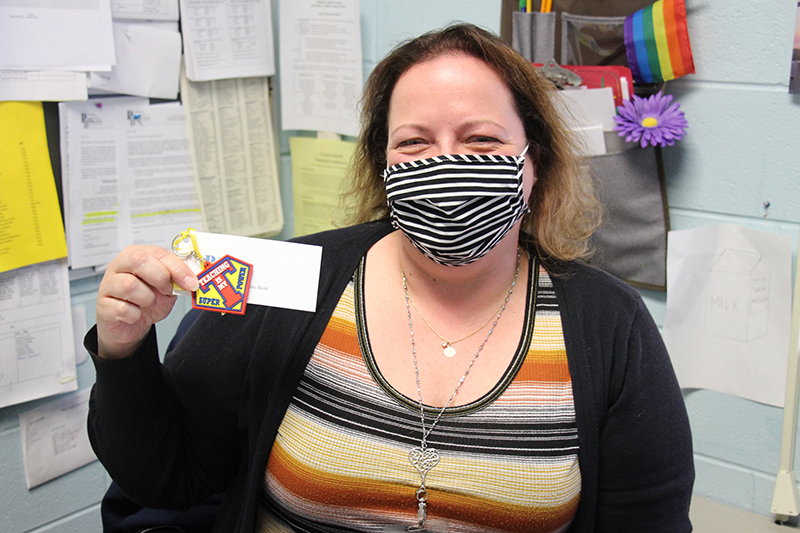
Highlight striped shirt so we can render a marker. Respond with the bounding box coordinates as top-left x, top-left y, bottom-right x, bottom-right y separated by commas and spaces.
257, 260, 580, 532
